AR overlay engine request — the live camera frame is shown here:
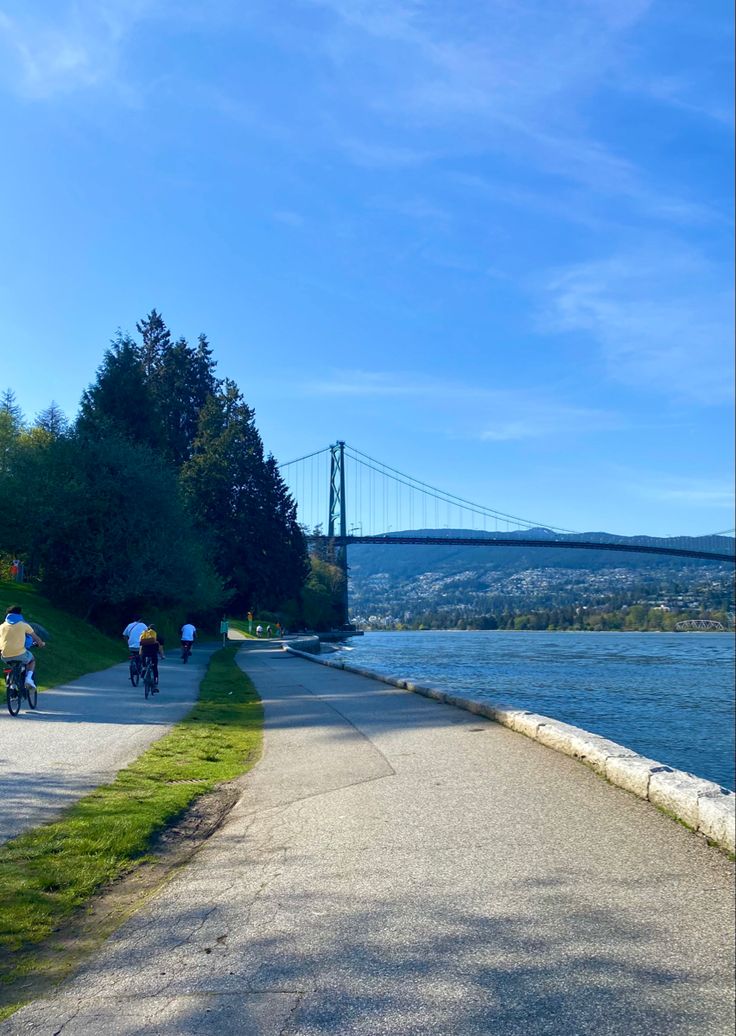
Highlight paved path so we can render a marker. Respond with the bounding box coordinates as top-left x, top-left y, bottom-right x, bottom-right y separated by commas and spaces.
0, 644, 217, 844
3, 646, 734, 1035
